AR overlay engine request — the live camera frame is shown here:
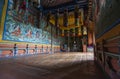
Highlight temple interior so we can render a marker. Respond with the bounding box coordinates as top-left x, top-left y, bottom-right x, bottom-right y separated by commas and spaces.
0, 0, 120, 79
